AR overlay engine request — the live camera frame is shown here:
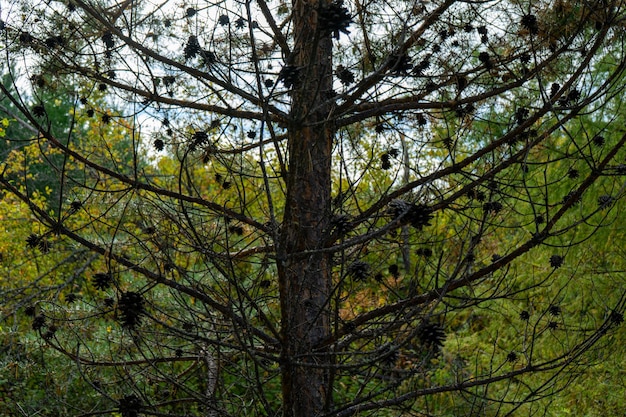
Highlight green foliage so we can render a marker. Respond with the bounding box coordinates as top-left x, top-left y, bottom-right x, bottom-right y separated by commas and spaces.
3, 0, 626, 416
